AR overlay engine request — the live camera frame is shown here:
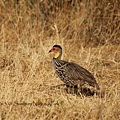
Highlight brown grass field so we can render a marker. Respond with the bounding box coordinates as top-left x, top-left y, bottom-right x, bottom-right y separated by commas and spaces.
0, 0, 120, 120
